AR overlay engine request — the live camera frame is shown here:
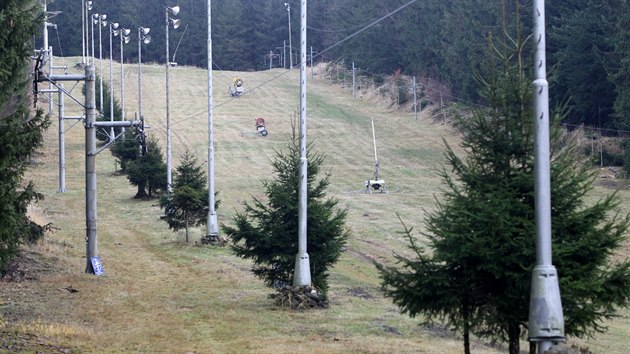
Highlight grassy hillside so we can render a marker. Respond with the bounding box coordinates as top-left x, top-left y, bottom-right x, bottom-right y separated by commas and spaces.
1, 57, 628, 353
